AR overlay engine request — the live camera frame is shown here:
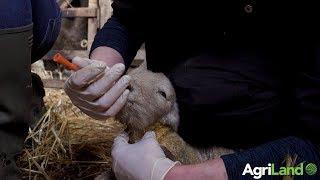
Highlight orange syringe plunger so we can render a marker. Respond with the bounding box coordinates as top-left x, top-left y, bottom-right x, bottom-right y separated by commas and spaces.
53, 53, 80, 71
